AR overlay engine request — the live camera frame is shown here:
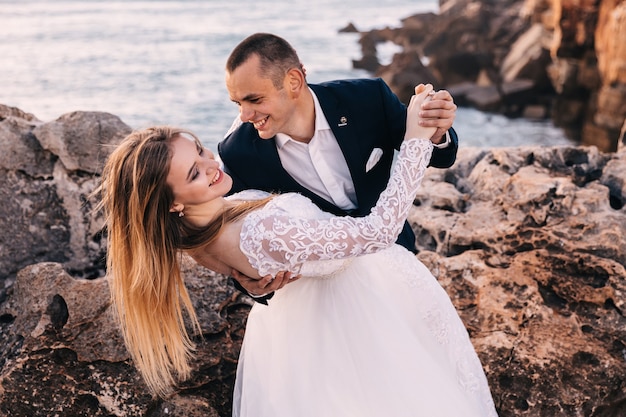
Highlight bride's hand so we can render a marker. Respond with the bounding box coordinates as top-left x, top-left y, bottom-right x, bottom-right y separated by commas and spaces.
404, 84, 438, 141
